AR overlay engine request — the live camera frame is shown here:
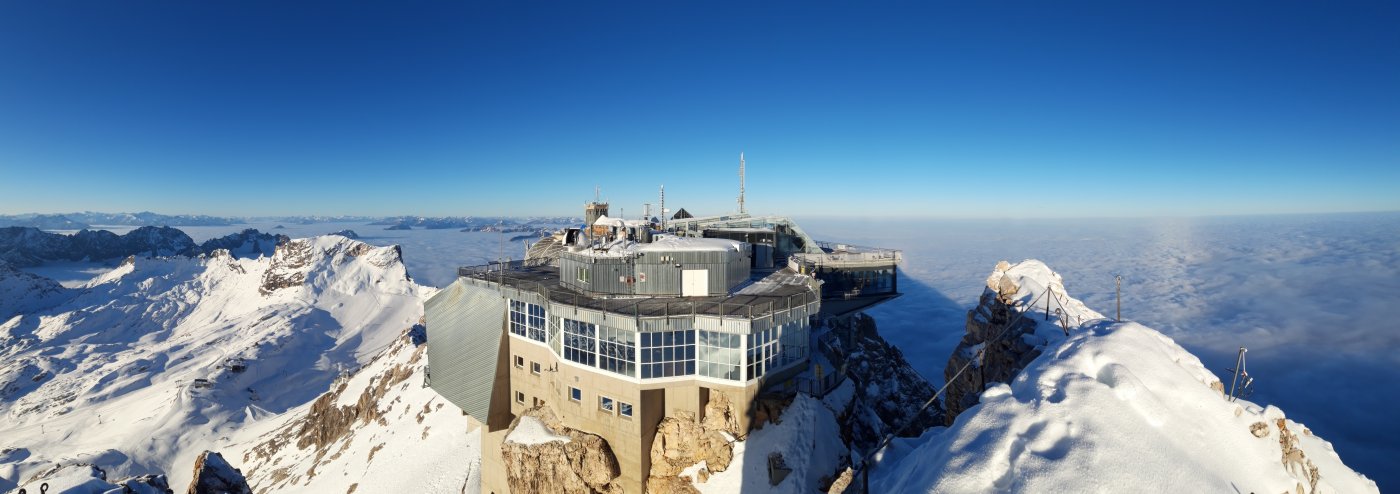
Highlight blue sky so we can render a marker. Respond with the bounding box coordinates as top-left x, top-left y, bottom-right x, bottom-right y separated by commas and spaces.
1, 1, 1396, 218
